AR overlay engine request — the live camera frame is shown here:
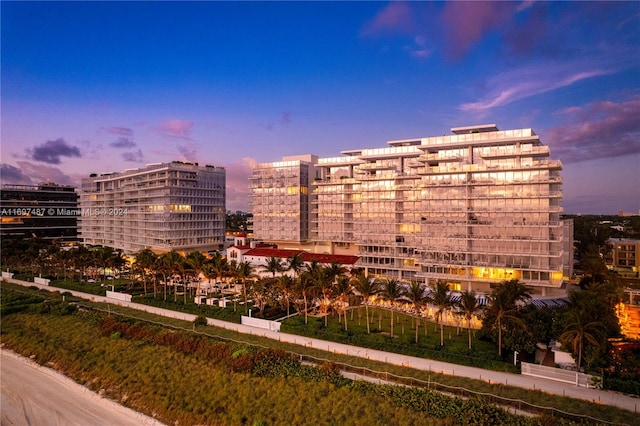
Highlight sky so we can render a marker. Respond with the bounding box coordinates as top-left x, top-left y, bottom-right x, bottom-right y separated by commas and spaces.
1, 1, 639, 214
